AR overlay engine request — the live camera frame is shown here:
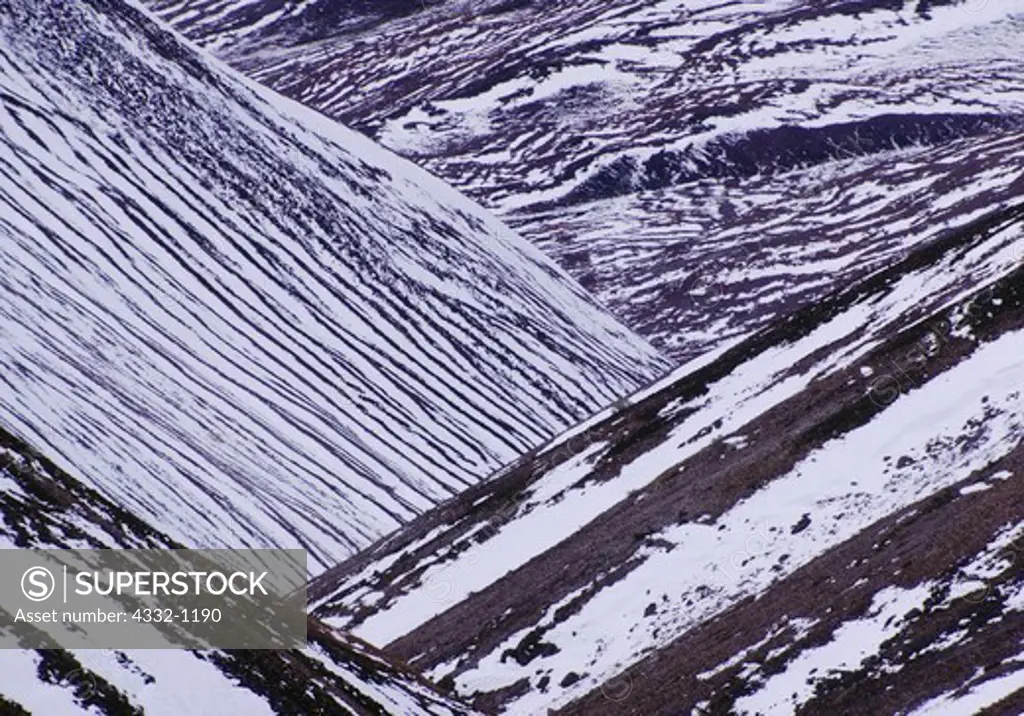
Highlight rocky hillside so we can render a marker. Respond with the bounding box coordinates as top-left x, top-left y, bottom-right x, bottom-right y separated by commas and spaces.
0, 425, 479, 715
309, 202, 1024, 714
3, 1, 1021, 713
